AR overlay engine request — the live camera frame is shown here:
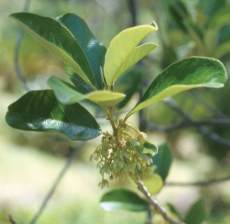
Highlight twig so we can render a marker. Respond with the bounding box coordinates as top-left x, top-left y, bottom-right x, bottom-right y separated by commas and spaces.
14, 0, 32, 91
163, 98, 230, 147
146, 207, 153, 224
166, 176, 230, 187
137, 181, 184, 224
145, 117, 230, 132
29, 146, 79, 224
8, 215, 17, 224
127, 0, 138, 26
